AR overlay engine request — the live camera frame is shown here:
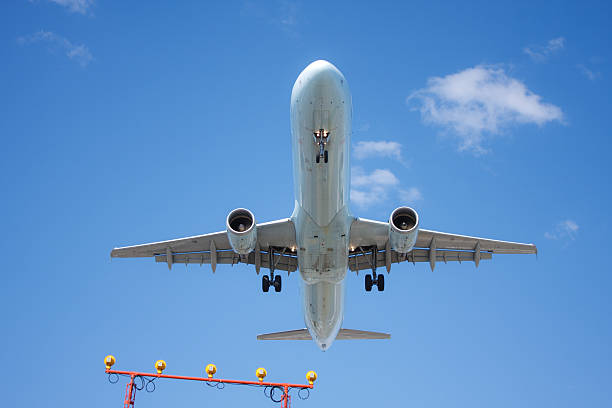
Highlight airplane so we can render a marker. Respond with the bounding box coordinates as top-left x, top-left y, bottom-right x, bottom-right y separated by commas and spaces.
111, 60, 537, 351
